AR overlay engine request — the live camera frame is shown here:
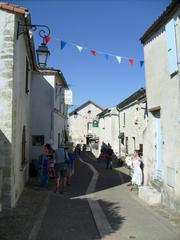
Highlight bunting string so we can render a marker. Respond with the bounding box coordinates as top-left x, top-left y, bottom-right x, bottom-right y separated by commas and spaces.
44, 35, 144, 67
